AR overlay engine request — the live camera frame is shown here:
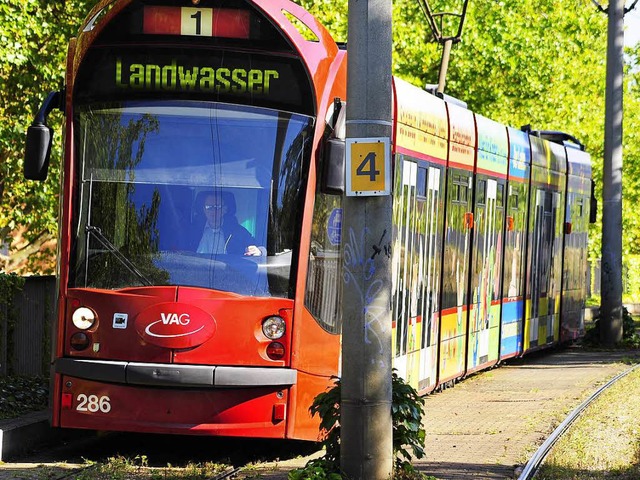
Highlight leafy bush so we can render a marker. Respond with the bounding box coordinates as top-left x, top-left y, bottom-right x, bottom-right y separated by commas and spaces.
583, 306, 640, 347
0, 375, 48, 419
289, 371, 431, 479
0, 272, 25, 374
